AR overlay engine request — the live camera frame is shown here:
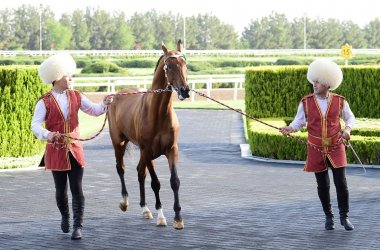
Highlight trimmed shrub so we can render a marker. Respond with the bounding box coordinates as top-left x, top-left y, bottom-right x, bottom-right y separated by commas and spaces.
247, 118, 380, 165
245, 65, 380, 118
0, 66, 50, 157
